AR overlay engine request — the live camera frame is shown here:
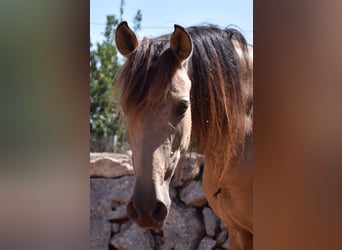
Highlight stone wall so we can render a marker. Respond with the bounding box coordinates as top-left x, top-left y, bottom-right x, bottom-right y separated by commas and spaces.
90, 153, 229, 250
